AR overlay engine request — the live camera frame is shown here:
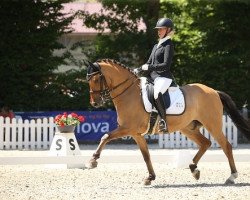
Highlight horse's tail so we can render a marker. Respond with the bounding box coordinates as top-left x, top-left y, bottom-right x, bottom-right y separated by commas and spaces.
217, 91, 250, 140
